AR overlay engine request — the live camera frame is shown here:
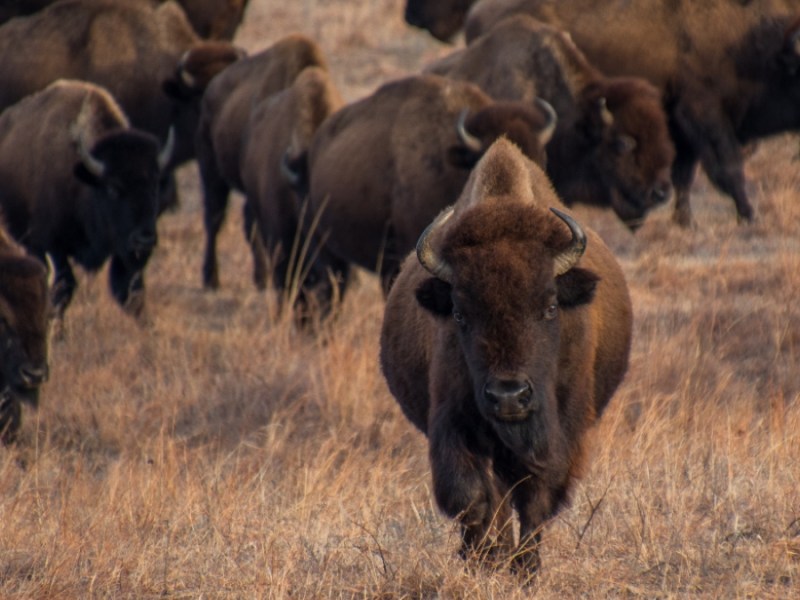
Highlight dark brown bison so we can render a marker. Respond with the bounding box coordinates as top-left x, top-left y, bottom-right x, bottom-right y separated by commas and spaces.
404, 0, 479, 42
427, 14, 675, 228
0, 0, 250, 40
465, 0, 800, 226
0, 0, 243, 188
239, 66, 351, 320
196, 33, 334, 293
0, 80, 172, 318
305, 73, 556, 292
380, 138, 633, 574
0, 228, 51, 445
